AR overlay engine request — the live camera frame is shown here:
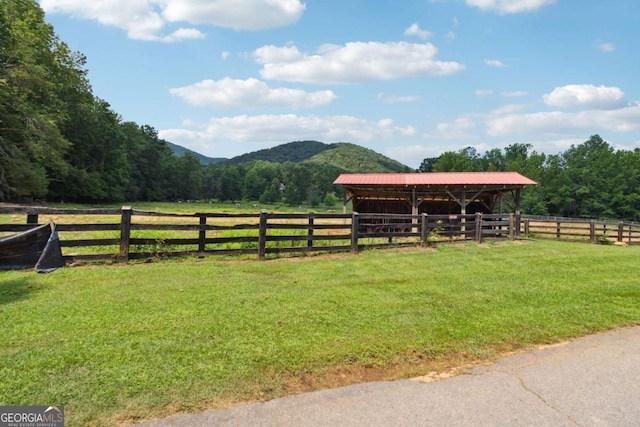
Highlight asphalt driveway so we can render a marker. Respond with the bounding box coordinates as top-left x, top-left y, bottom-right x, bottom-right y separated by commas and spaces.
138, 326, 640, 427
